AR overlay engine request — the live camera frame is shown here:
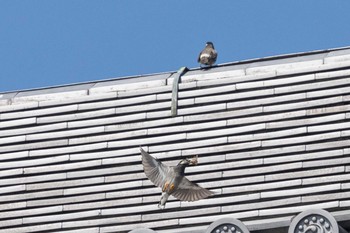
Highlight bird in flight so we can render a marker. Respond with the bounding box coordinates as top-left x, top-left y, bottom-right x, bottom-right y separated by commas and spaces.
198, 42, 218, 67
140, 147, 214, 209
